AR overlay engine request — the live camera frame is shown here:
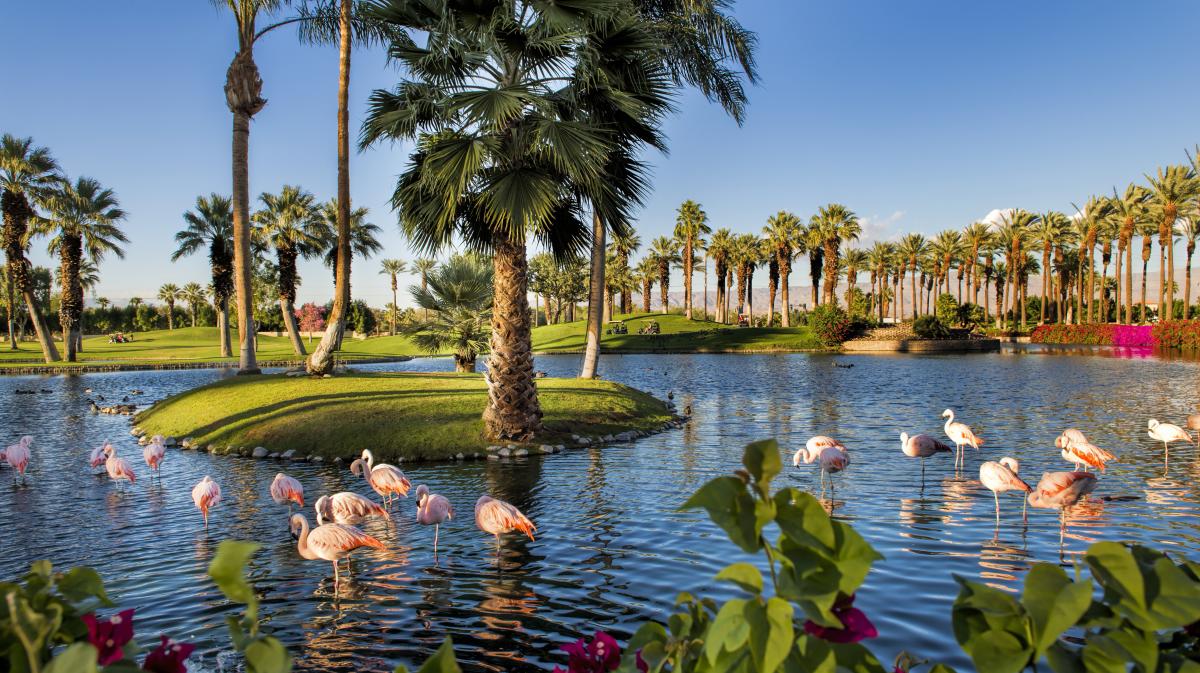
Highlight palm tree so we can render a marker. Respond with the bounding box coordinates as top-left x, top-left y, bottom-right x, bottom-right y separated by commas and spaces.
866, 242, 894, 322
994, 210, 1035, 330
316, 200, 381, 280
1032, 212, 1069, 324
707, 228, 734, 323
636, 256, 657, 313
1146, 164, 1199, 318
803, 223, 824, 308
928, 230, 963, 299
174, 194, 235, 356
732, 234, 761, 321
1097, 210, 1117, 323
962, 221, 991, 307
609, 230, 641, 315
1179, 217, 1200, 319
158, 284, 181, 330
404, 254, 493, 372
811, 204, 860, 306
36, 177, 127, 361
181, 282, 206, 327
129, 297, 143, 310
897, 233, 927, 321
379, 258, 406, 336
1107, 184, 1150, 324
648, 237, 680, 315
253, 185, 323, 355
1072, 196, 1110, 323
0, 135, 61, 360
843, 248, 868, 315
762, 211, 802, 326
411, 258, 437, 320
674, 200, 711, 319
